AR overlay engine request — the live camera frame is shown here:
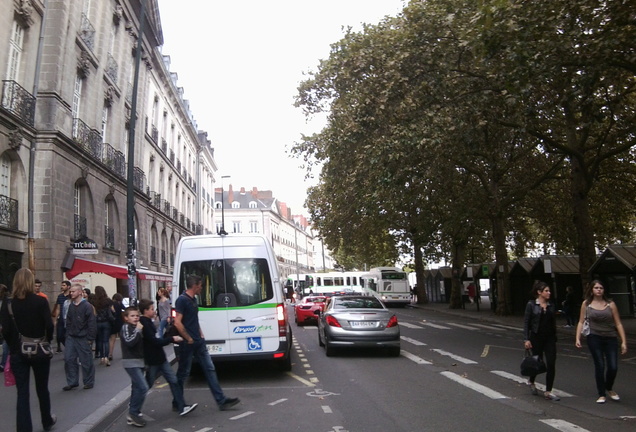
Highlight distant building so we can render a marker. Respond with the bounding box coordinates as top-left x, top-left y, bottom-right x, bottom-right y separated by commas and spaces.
214, 185, 319, 278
